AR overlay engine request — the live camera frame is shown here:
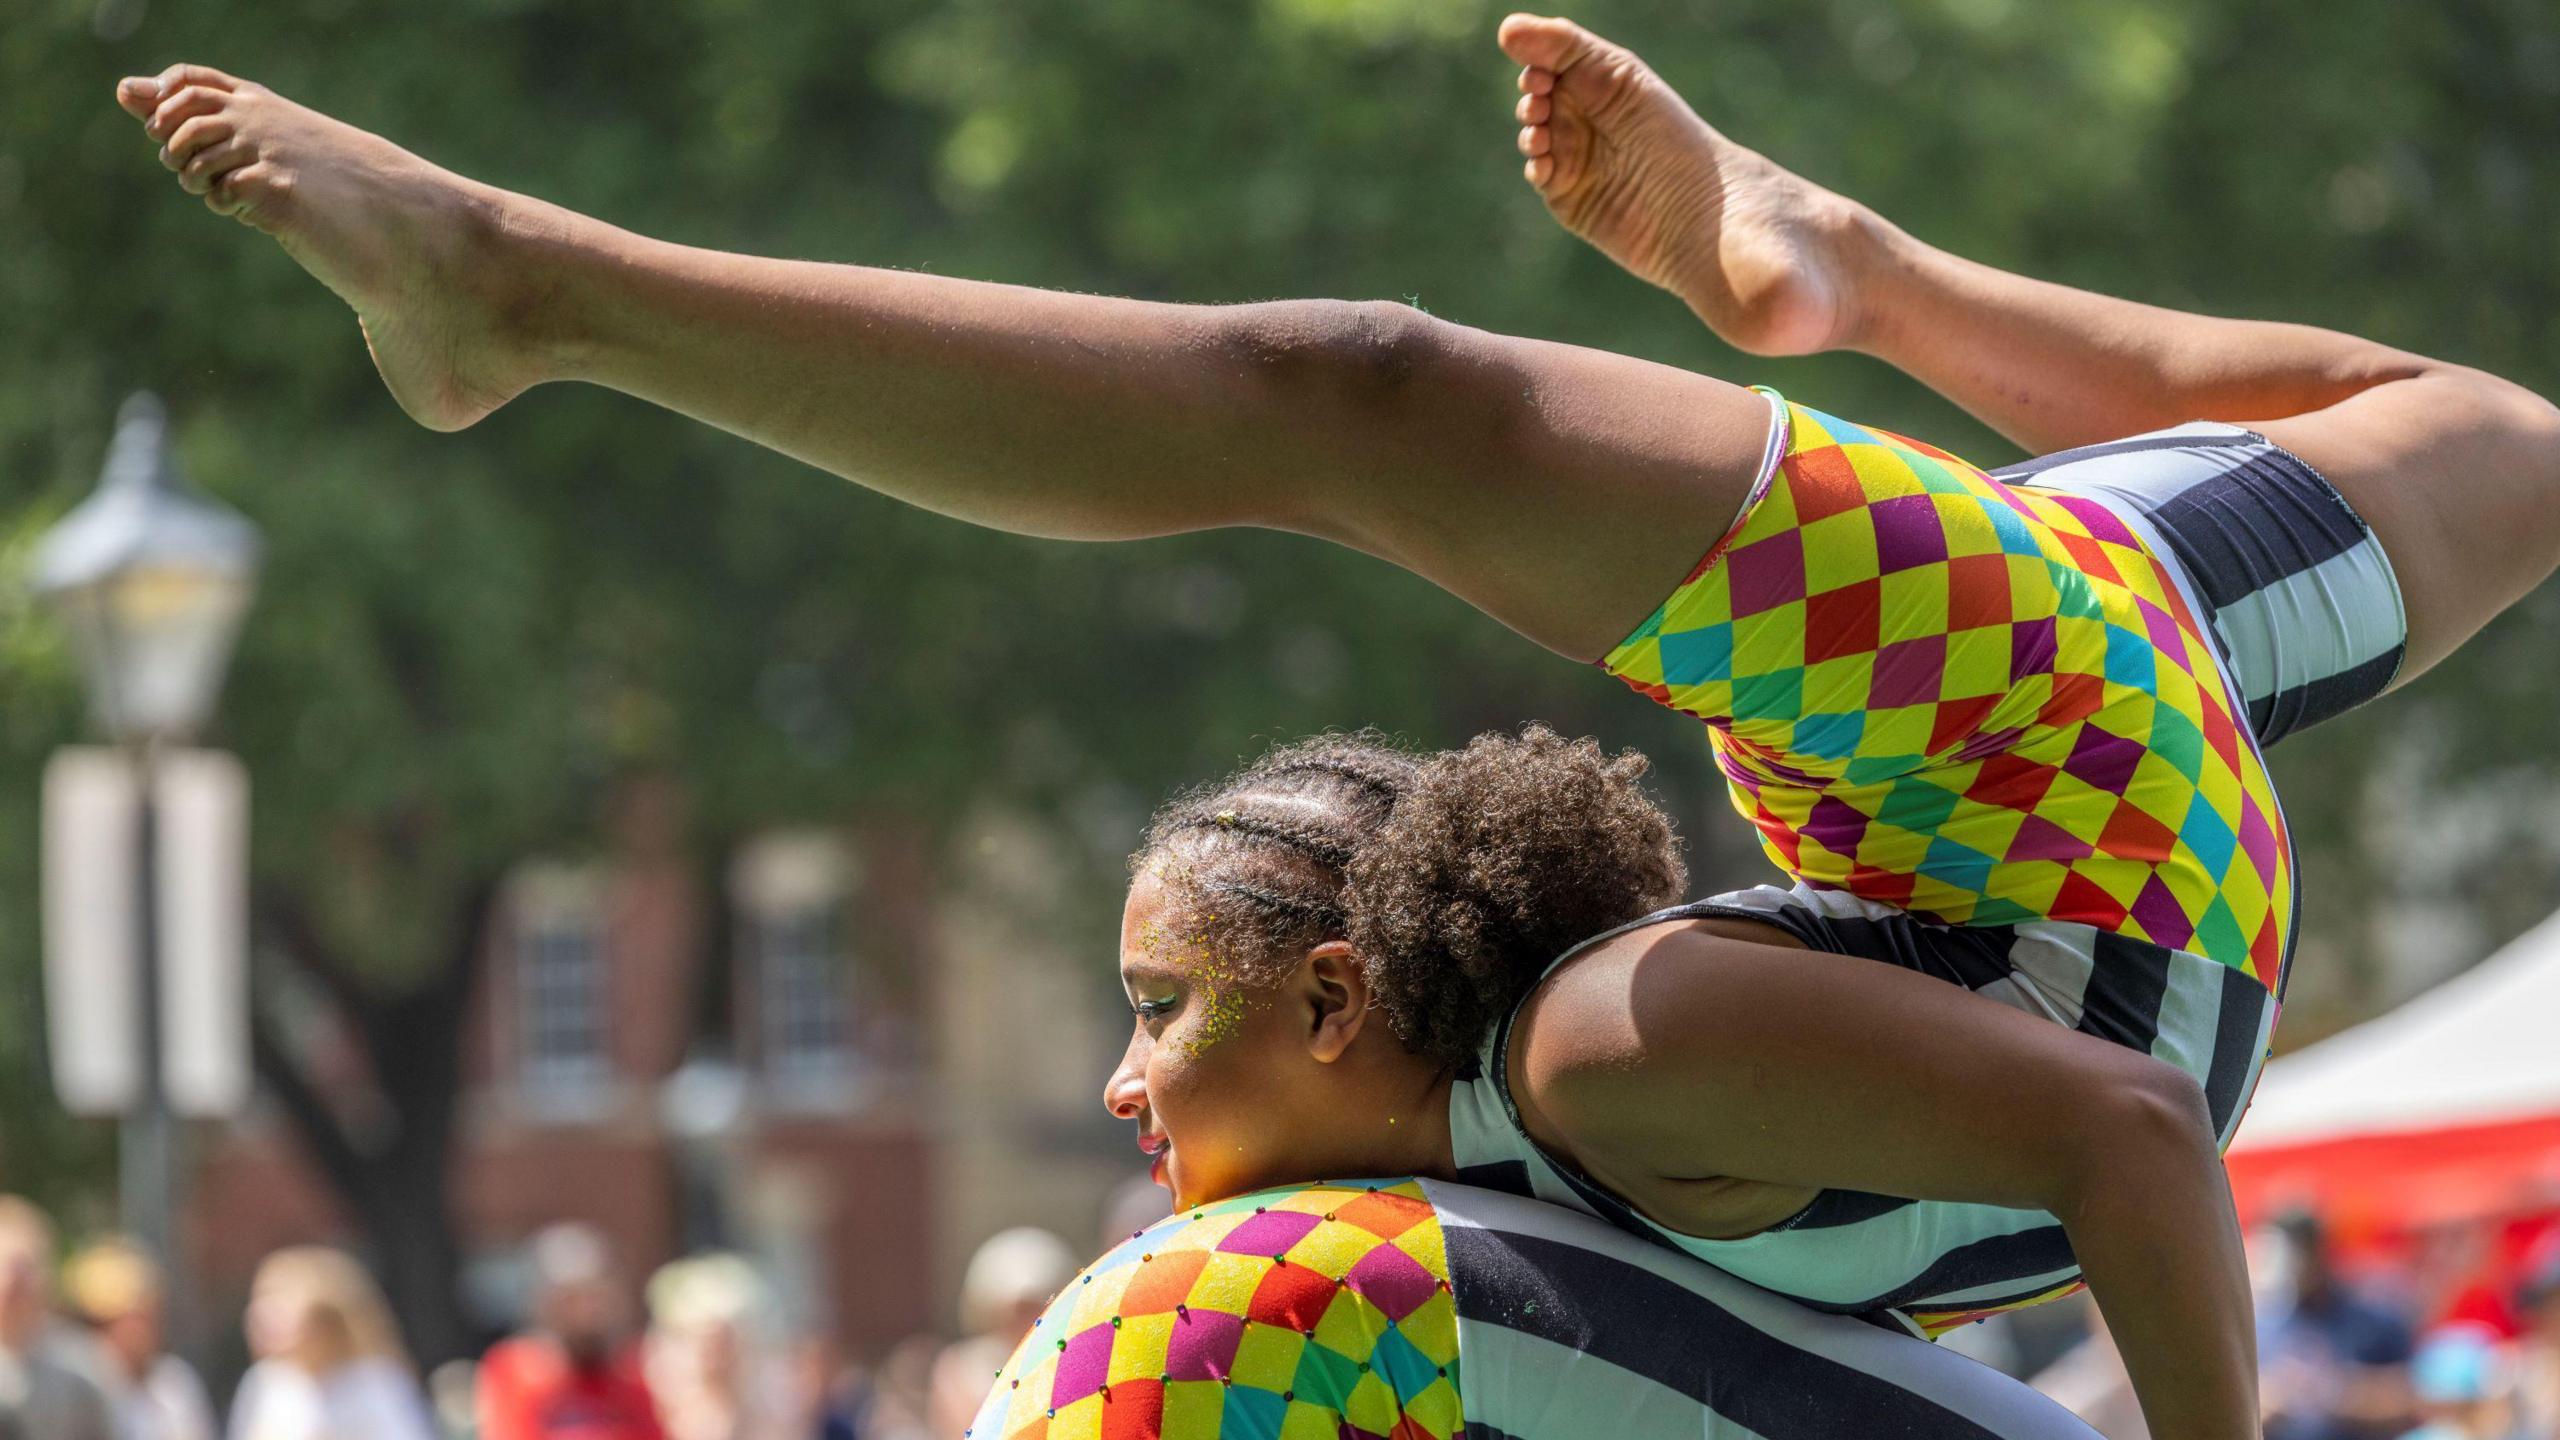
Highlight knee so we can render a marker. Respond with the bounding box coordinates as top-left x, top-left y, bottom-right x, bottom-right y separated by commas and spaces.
1210, 298, 1448, 404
